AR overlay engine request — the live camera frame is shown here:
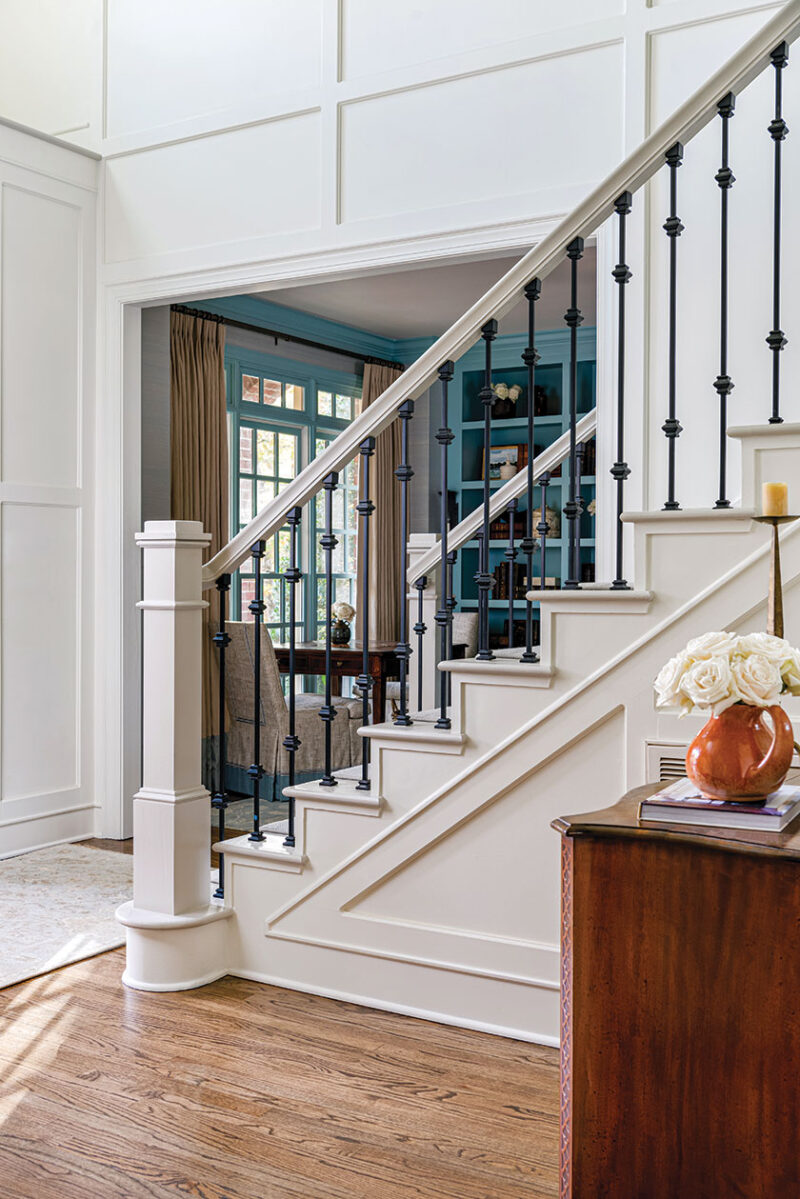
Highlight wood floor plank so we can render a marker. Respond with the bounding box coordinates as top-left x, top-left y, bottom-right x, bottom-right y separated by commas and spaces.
0, 950, 559, 1198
